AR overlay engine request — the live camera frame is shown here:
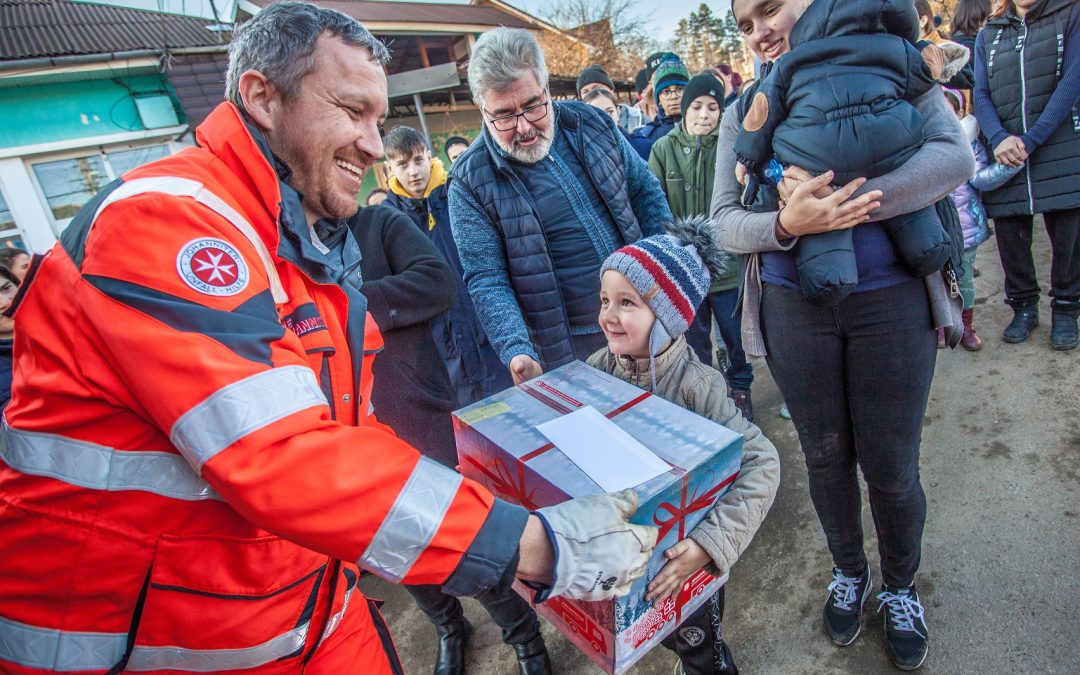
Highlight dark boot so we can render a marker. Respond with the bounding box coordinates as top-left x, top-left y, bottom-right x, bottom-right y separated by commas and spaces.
729, 389, 754, 424
1050, 300, 1080, 351
434, 617, 472, 675
513, 635, 552, 675
960, 309, 982, 351
1002, 306, 1039, 343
